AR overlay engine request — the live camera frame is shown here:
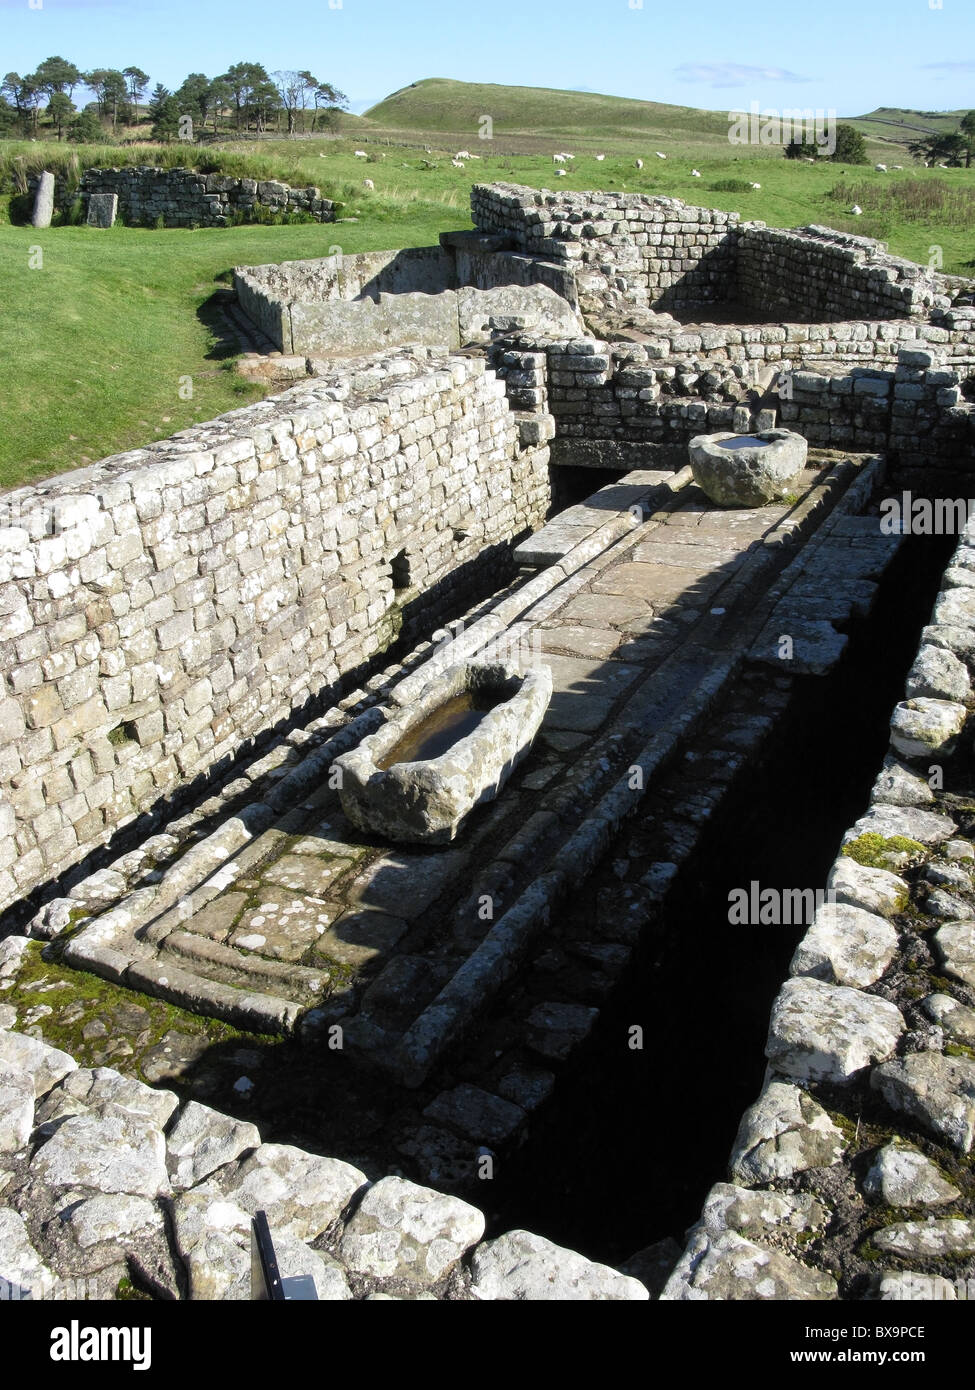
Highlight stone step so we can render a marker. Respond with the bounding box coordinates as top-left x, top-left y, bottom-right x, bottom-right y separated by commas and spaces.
156, 930, 329, 1006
